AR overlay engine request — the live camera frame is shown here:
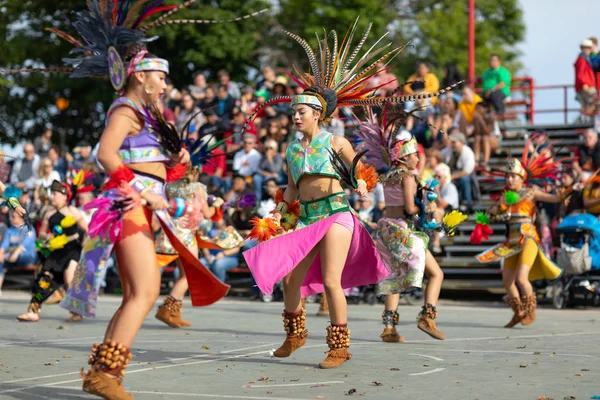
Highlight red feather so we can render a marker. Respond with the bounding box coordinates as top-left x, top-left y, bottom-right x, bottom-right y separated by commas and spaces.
135, 5, 177, 26
166, 163, 189, 182
470, 224, 494, 245
104, 165, 135, 191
